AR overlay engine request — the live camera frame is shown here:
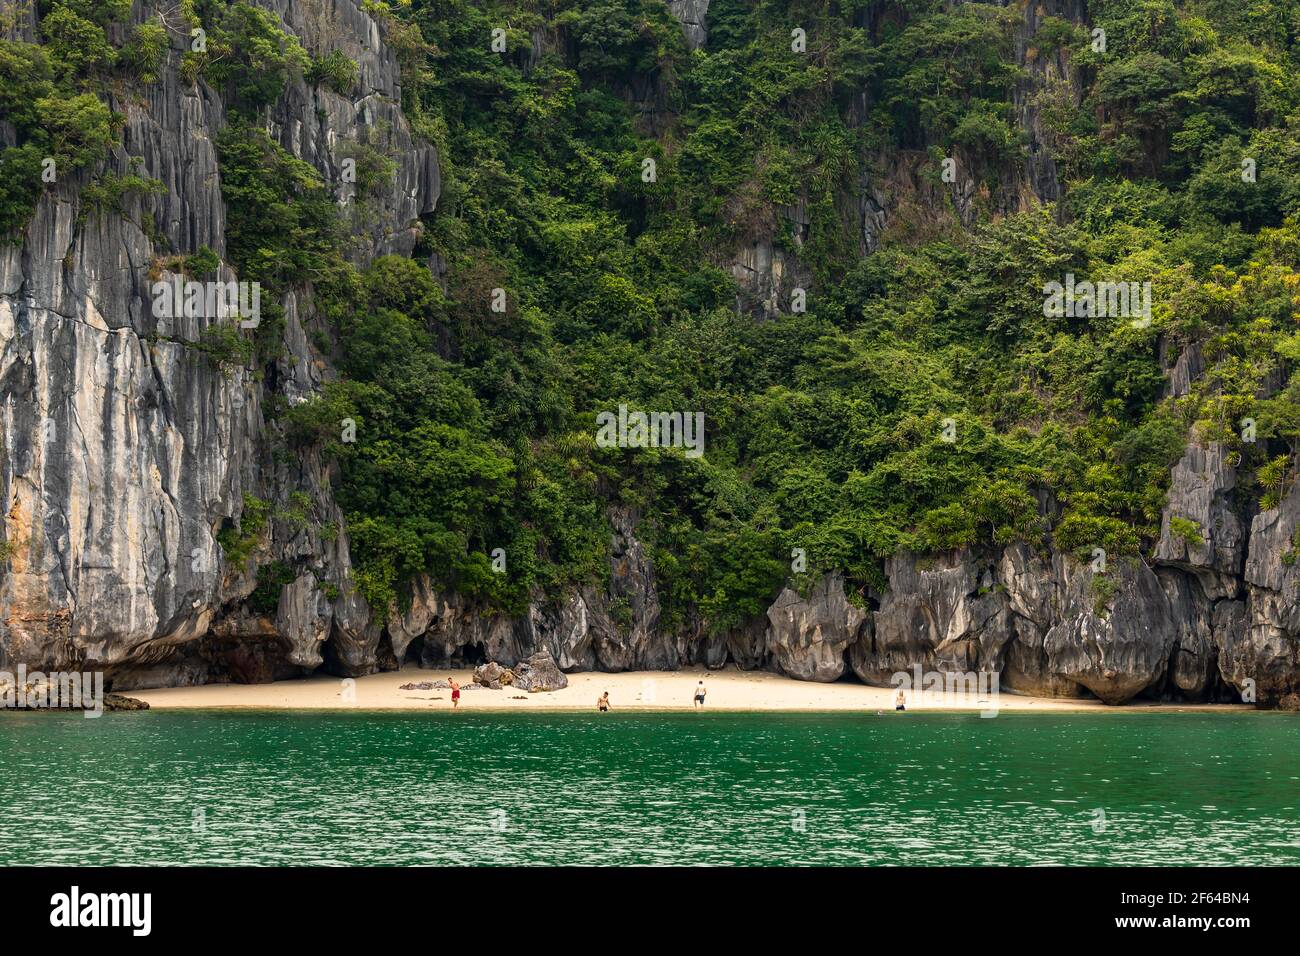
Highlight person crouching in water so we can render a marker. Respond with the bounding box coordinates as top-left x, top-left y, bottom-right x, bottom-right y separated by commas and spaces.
597, 692, 610, 712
